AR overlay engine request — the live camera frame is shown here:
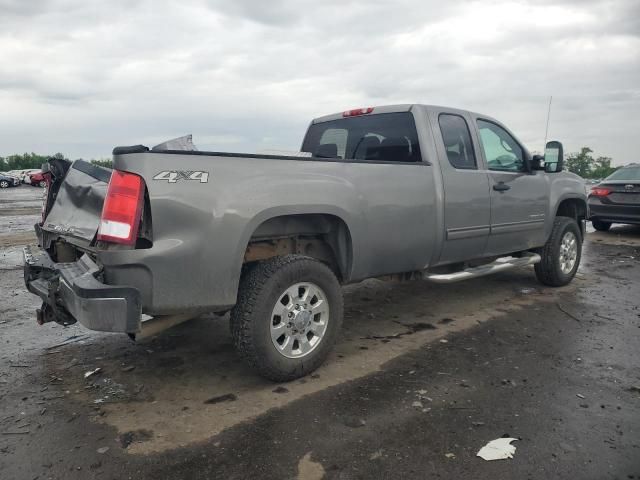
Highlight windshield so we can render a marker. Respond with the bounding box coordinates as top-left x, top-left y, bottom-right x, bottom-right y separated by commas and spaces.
301, 112, 422, 162
605, 166, 640, 181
